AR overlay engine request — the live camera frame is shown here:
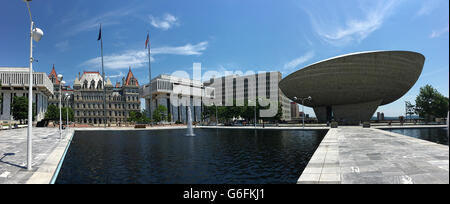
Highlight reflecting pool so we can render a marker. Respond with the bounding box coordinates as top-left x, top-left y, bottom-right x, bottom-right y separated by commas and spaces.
384, 128, 448, 145
55, 128, 328, 184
